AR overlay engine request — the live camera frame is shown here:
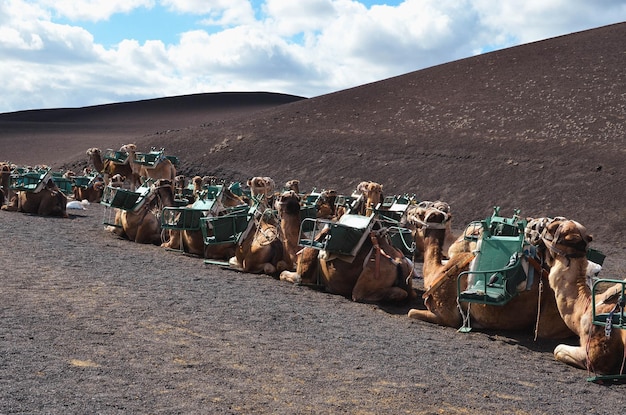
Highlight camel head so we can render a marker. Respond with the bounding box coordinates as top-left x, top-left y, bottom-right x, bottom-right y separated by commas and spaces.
191, 176, 203, 191
276, 190, 301, 217
542, 219, 592, 266
86, 148, 101, 157
284, 179, 300, 194
119, 143, 136, 153
110, 174, 126, 187
248, 176, 276, 199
